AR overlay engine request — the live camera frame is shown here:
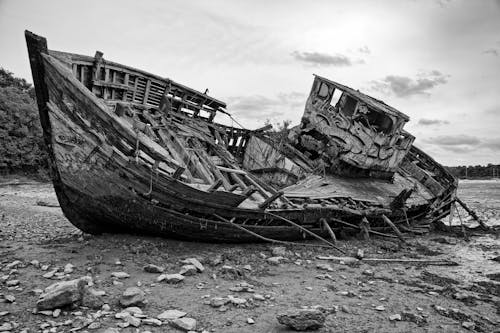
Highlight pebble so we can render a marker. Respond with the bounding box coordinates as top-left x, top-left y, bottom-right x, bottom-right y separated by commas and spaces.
6, 280, 20, 287
270, 246, 287, 257
124, 314, 141, 327
277, 308, 326, 331
462, 321, 475, 330
316, 263, 334, 271
52, 309, 61, 317
0, 323, 13, 332
143, 264, 164, 273
362, 269, 374, 276
181, 258, 205, 272
157, 309, 187, 321
389, 314, 402, 321
171, 317, 197, 331
247, 317, 255, 324
375, 305, 385, 311
63, 263, 74, 274
119, 287, 146, 307
209, 297, 230, 308
87, 322, 101, 329
253, 294, 265, 301
157, 273, 184, 283
267, 256, 285, 265
4, 295, 15, 303
142, 318, 162, 326
111, 272, 130, 279
179, 265, 198, 276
